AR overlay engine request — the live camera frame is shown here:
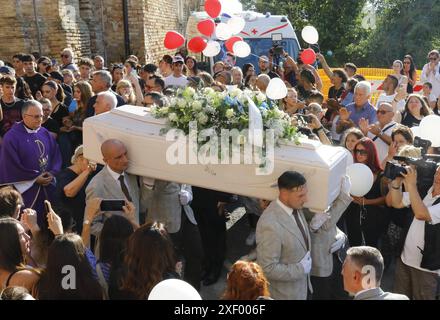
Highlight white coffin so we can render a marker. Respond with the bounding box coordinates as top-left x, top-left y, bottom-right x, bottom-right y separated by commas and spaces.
83, 105, 349, 212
